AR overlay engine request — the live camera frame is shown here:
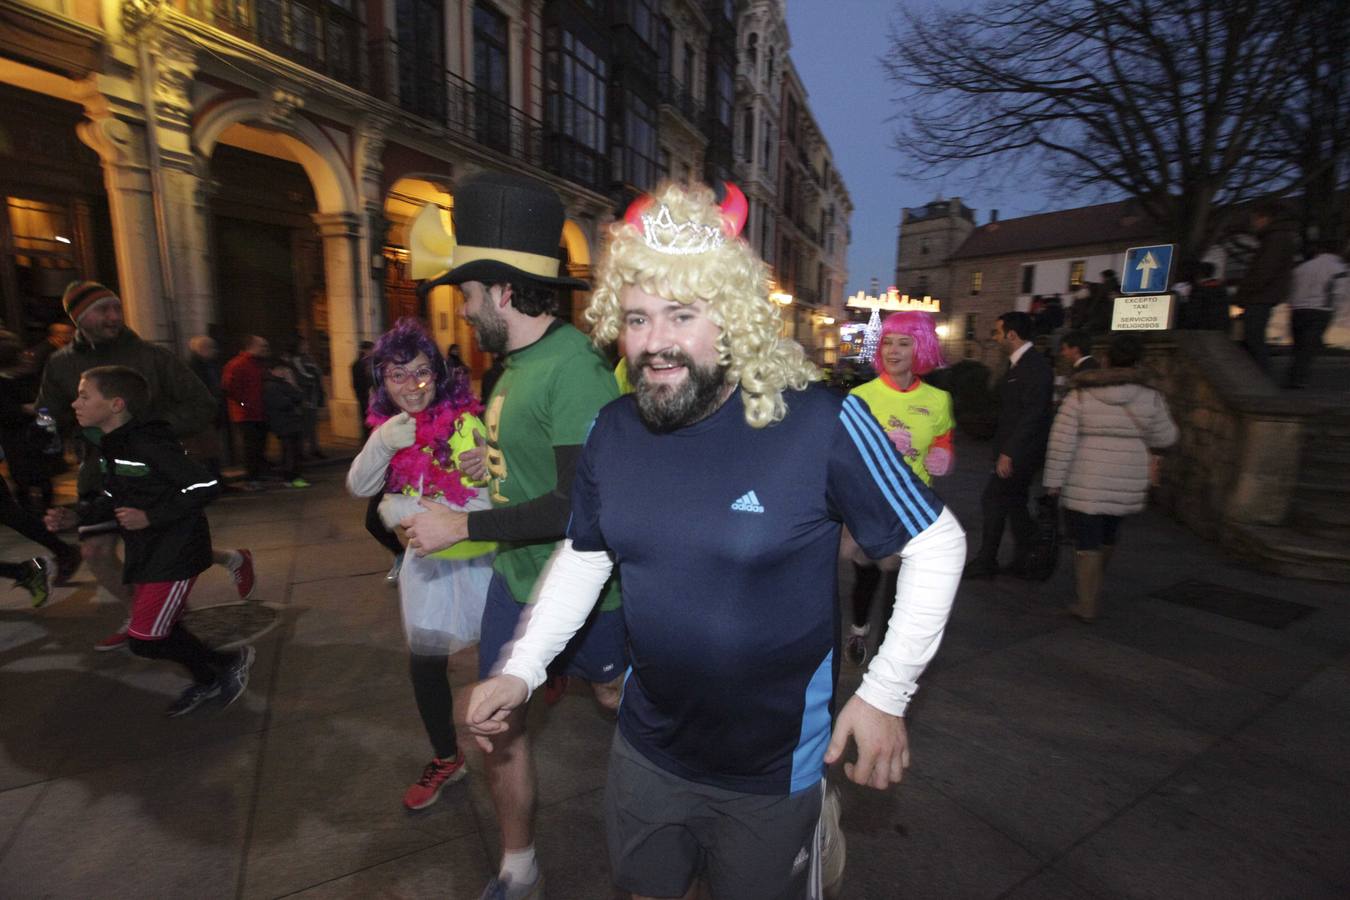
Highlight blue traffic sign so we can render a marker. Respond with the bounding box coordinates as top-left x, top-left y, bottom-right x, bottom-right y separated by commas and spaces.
1121, 244, 1175, 294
